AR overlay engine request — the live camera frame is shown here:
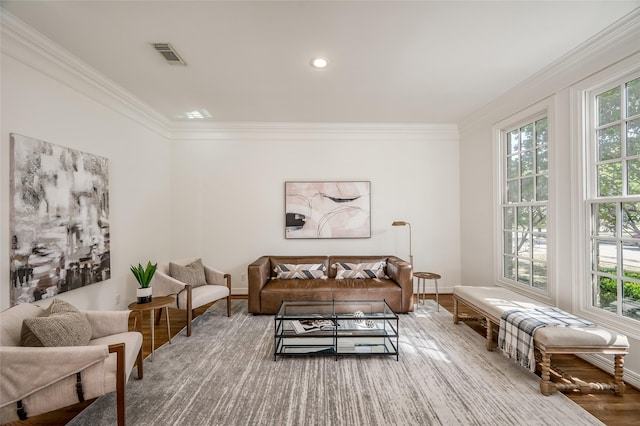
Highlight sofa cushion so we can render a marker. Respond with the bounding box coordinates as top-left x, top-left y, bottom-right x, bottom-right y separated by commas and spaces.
170, 258, 207, 287
333, 262, 386, 279
260, 280, 334, 314
175, 284, 230, 310
265, 278, 335, 291
274, 263, 327, 279
1, 303, 44, 346
21, 299, 92, 347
